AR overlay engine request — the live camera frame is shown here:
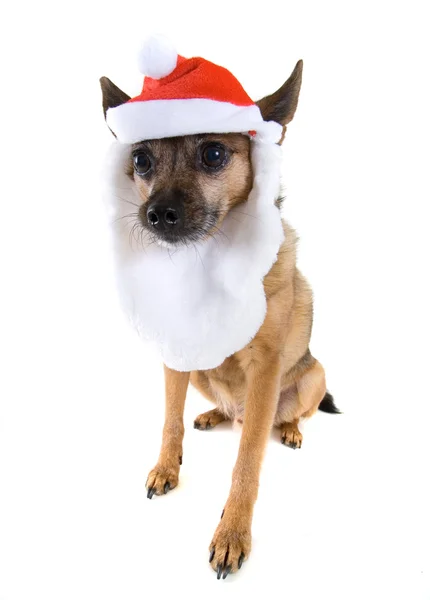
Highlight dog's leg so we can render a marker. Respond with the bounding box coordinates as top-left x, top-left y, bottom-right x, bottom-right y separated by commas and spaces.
277, 359, 327, 448
208, 358, 281, 578
146, 365, 189, 499
194, 407, 229, 430
299, 359, 327, 418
